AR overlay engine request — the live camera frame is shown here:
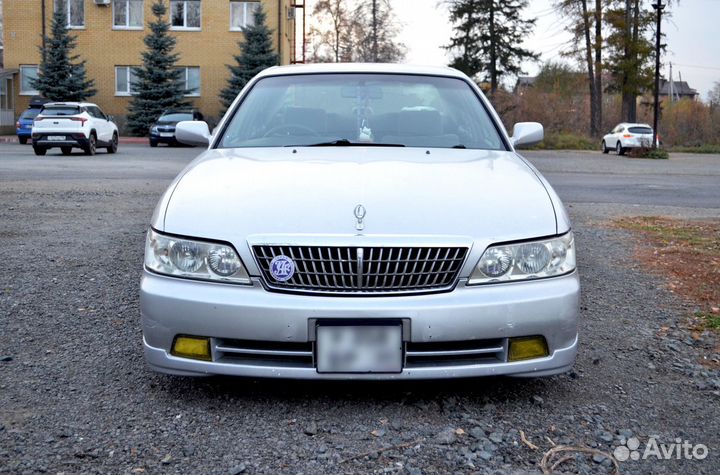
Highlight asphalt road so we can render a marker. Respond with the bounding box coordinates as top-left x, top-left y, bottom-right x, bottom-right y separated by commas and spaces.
1, 143, 719, 475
